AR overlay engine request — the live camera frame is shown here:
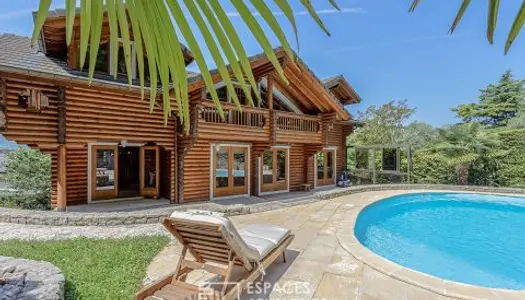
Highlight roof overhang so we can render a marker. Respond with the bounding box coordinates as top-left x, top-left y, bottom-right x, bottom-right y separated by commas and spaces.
185, 48, 351, 120
323, 75, 362, 105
